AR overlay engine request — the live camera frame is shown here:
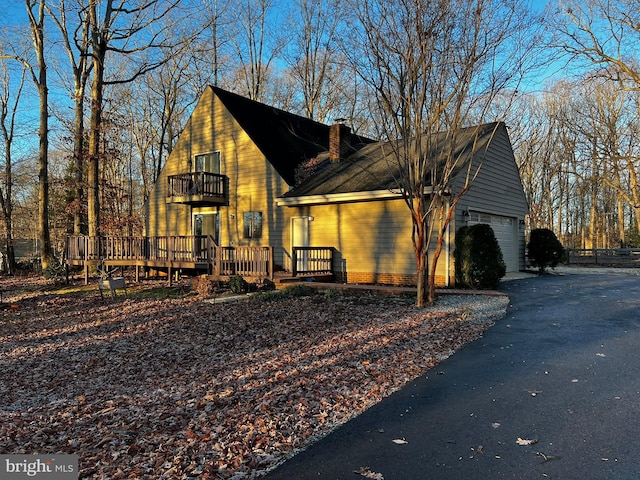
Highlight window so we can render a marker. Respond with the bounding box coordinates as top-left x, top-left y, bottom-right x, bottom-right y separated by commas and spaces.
243, 212, 263, 239
194, 151, 221, 173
